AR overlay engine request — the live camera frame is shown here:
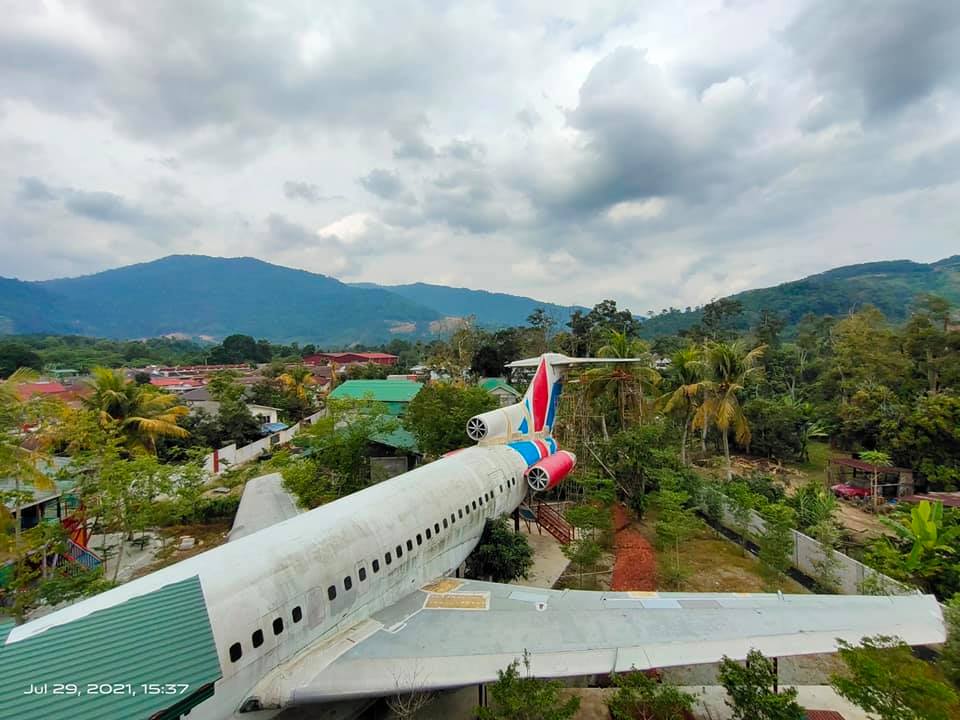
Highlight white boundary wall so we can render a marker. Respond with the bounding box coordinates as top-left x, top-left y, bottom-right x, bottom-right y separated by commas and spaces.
715, 498, 913, 596
203, 410, 324, 476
